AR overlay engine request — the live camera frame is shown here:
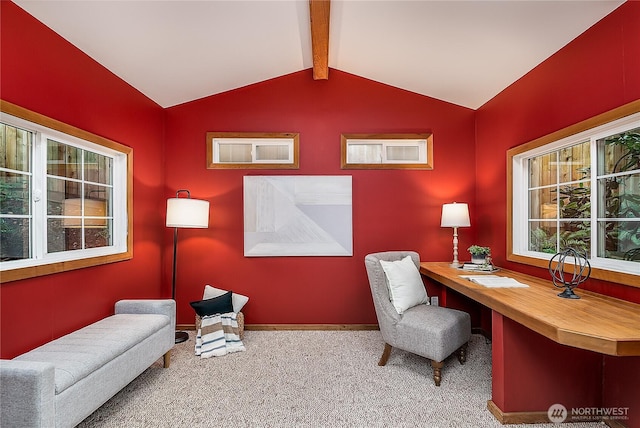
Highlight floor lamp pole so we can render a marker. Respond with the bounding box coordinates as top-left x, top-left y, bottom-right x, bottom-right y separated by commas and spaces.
171, 227, 189, 344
